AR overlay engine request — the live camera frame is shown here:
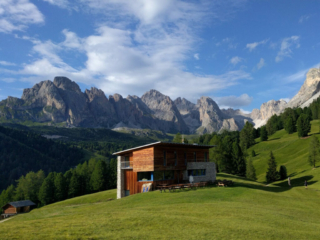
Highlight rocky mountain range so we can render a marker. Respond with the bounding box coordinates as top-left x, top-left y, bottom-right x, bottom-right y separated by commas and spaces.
0, 67, 319, 134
